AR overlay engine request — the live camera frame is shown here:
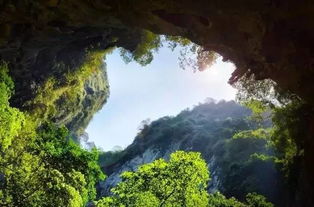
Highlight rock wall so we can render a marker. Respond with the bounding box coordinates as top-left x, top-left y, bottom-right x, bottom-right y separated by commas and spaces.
98, 101, 284, 206
1, 1, 314, 205
1, 1, 314, 104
